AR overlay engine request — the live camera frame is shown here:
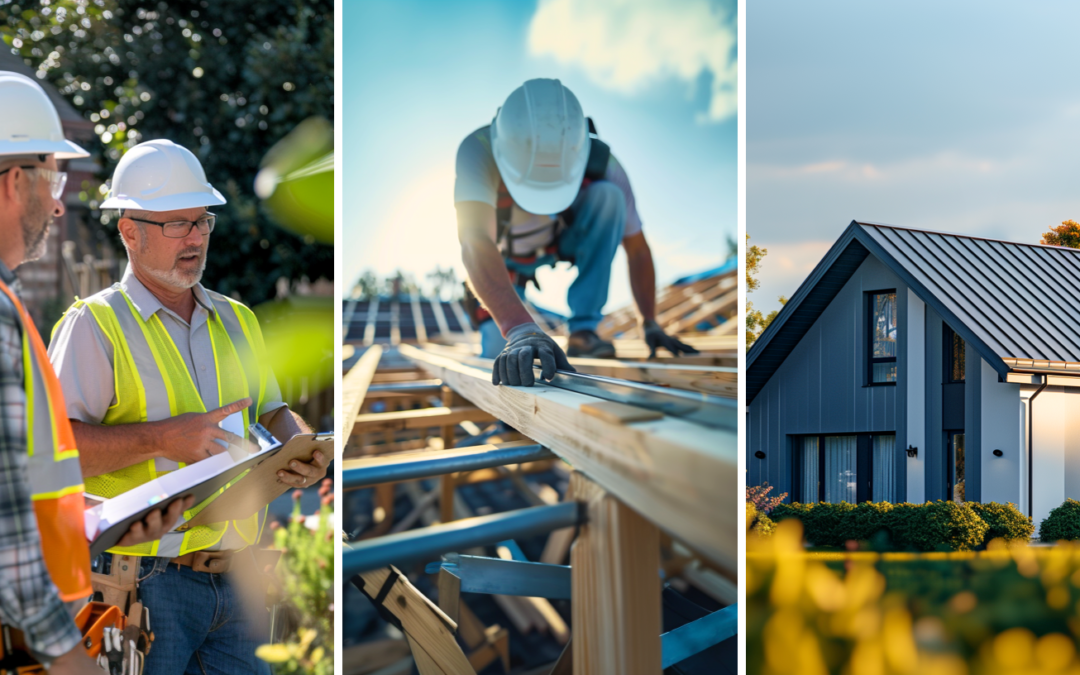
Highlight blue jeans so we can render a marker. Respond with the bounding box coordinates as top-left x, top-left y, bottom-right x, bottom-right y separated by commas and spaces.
137, 556, 266, 675
480, 180, 626, 357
